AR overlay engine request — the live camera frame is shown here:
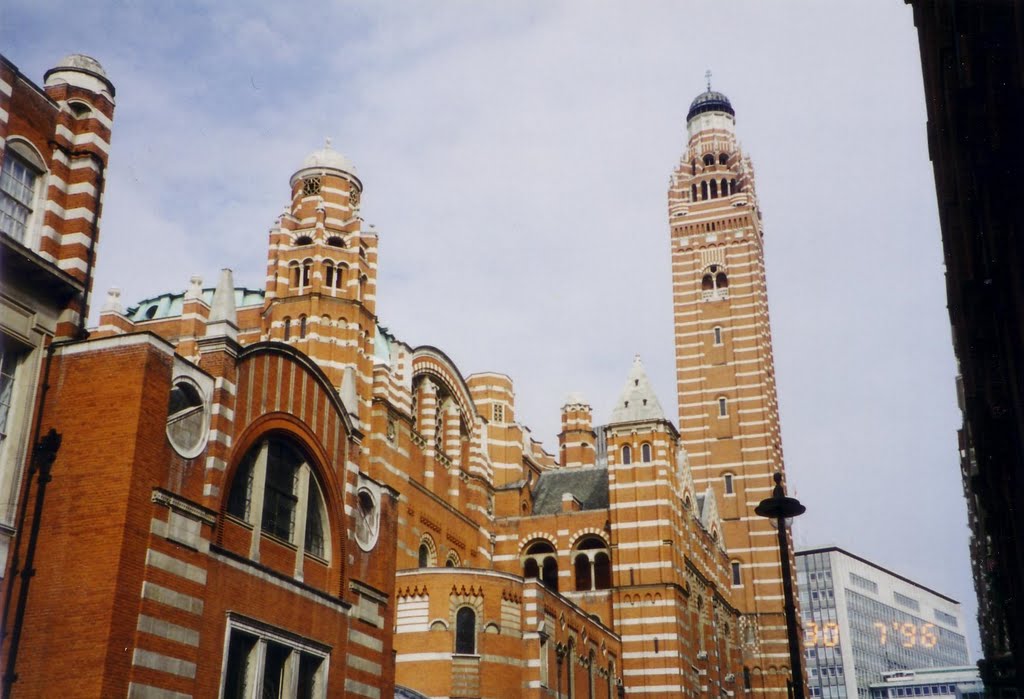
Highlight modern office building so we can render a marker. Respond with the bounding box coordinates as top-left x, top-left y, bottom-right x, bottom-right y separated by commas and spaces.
867, 667, 983, 699
797, 548, 970, 699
